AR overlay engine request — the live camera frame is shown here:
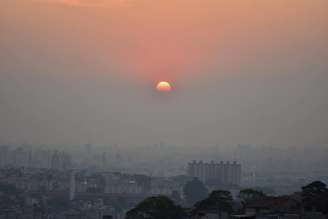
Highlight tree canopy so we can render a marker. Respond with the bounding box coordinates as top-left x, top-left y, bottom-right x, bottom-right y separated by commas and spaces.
125, 196, 187, 219
194, 190, 233, 212
191, 190, 233, 219
239, 188, 266, 201
183, 178, 208, 206
302, 181, 328, 214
